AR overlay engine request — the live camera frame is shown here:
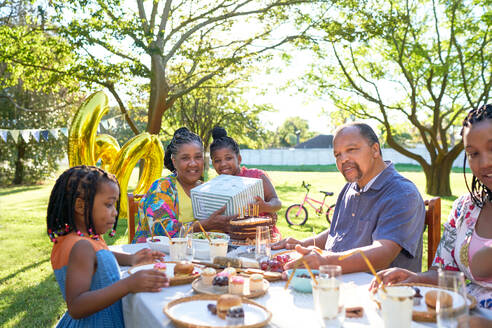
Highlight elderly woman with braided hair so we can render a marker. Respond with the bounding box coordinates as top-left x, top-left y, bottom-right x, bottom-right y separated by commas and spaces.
370, 105, 492, 318
132, 127, 235, 243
